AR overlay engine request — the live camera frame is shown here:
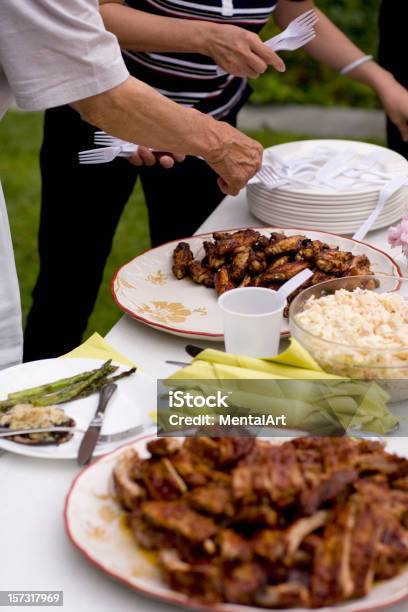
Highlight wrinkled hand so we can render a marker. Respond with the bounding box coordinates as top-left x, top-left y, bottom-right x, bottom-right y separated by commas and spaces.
203, 23, 285, 78
379, 77, 408, 142
206, 122, 263, 196
128, 146, 186, 168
